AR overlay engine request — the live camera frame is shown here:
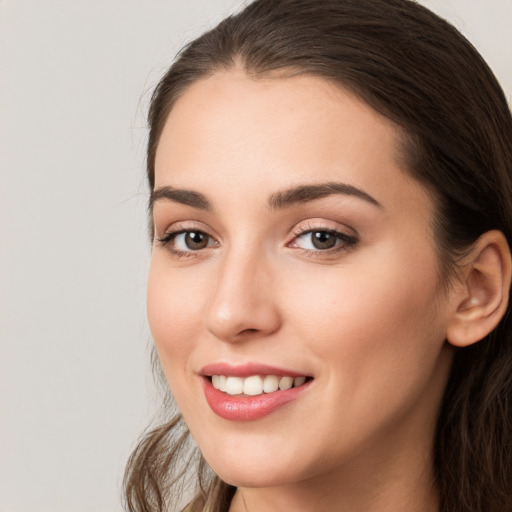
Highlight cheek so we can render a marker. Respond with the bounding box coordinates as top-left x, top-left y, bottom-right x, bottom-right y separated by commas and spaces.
287, 244, 447, 392
146, 256, 206, 377
276, 248, 450, 465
